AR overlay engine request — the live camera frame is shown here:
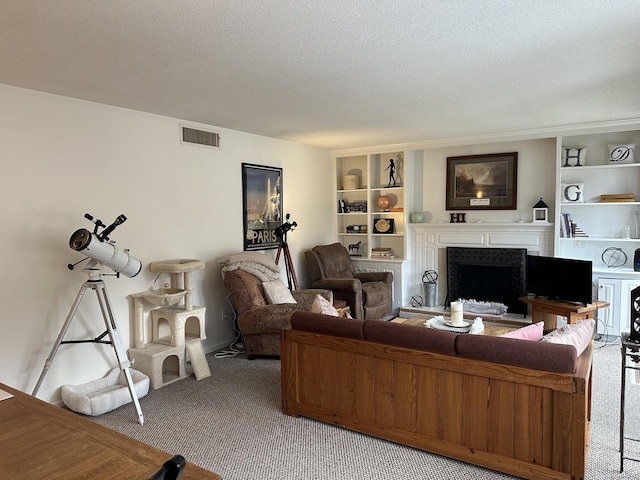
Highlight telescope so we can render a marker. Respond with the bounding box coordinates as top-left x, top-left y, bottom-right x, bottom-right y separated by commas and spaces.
68, 213, 142, 278
274, 214, 297, 238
